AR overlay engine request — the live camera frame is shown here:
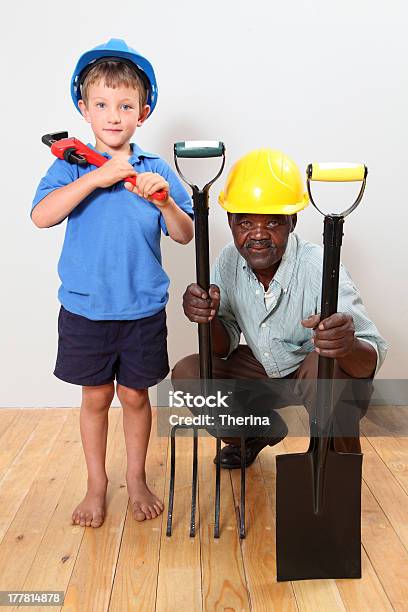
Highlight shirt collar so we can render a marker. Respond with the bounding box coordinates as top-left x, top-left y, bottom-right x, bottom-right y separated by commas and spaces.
85, 142, 159, 164
241, 232, 298, 292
